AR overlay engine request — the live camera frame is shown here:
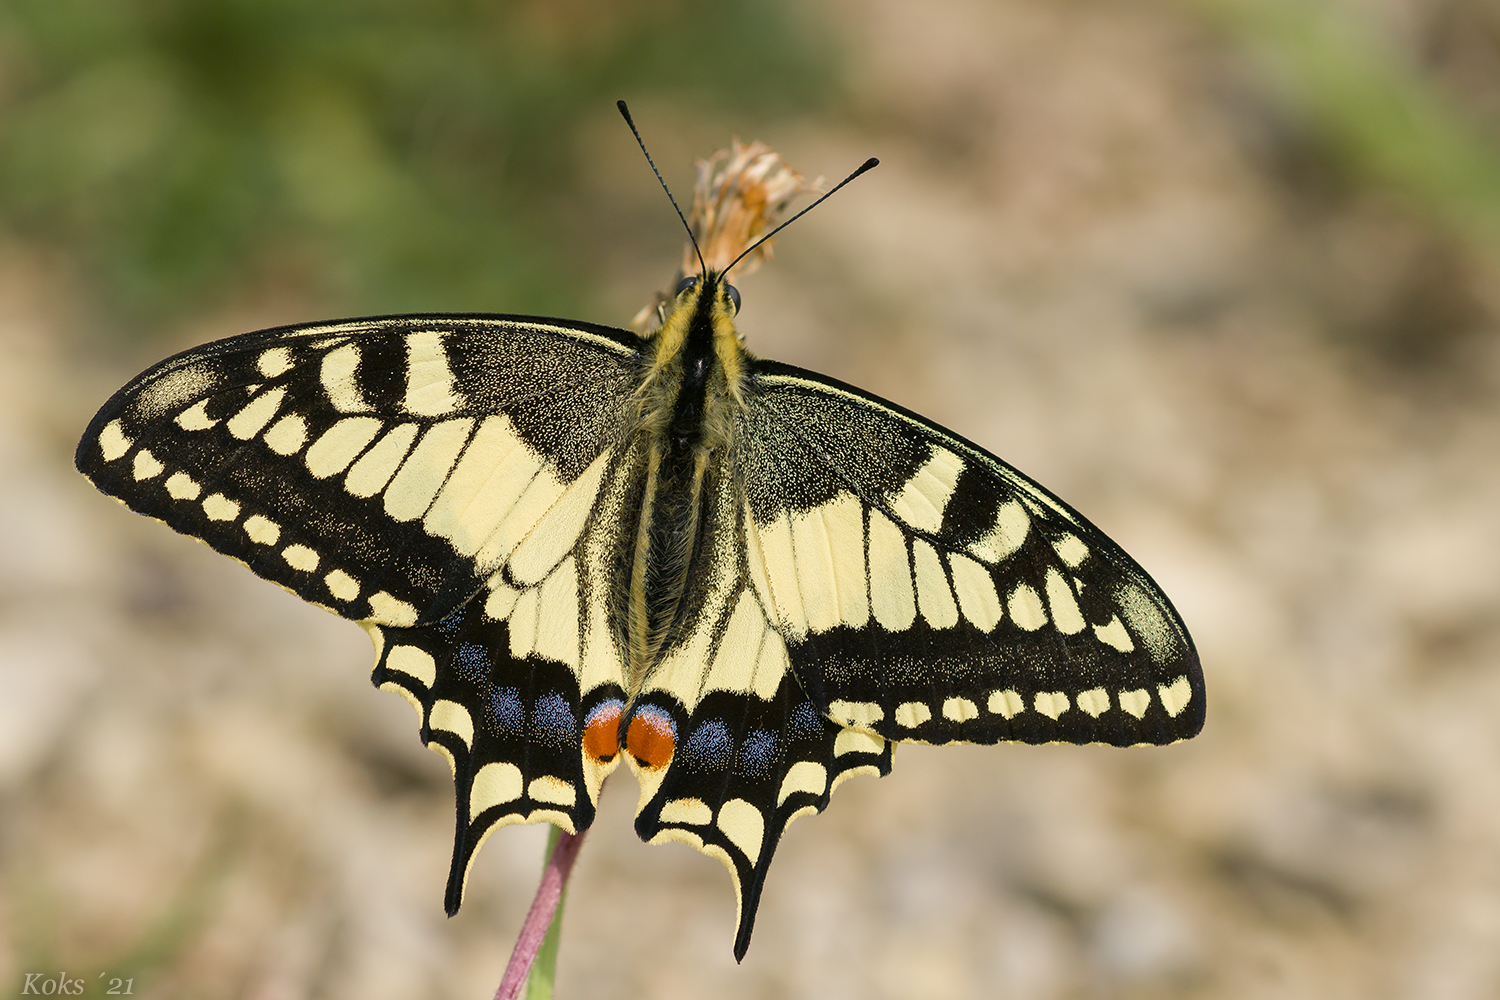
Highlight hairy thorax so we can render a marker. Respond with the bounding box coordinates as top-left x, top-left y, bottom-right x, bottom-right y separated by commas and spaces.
625, 276, 746, 685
